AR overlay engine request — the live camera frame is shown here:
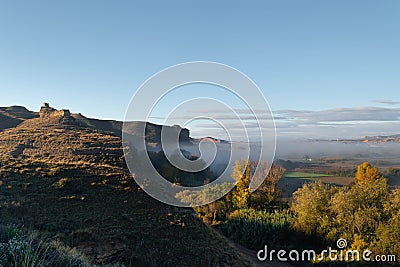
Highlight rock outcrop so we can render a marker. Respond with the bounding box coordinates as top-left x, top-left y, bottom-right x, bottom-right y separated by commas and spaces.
39, 102, 71, 119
